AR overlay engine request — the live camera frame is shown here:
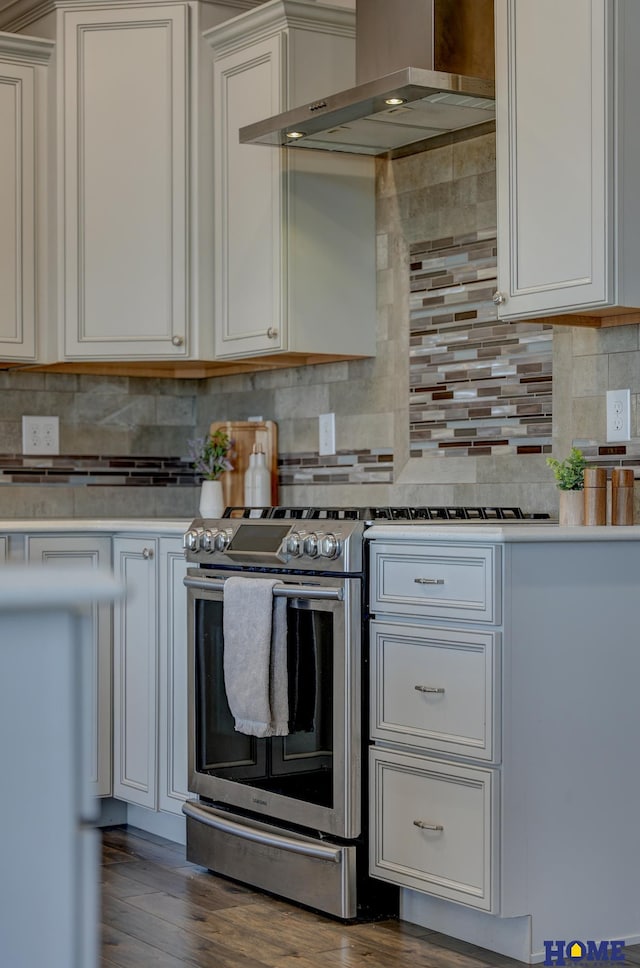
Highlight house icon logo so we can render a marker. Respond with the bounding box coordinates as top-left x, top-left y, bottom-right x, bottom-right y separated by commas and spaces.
543, 940, 626, 966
